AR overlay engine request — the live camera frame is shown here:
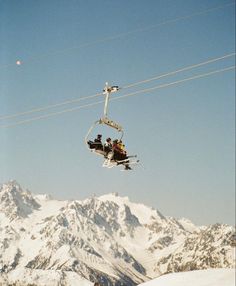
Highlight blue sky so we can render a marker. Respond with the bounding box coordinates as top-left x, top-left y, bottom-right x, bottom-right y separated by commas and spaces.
0, 0, 235, 225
